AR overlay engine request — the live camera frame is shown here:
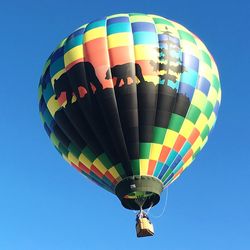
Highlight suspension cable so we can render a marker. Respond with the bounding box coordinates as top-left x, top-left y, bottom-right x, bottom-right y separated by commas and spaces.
149, 188, 169, 218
